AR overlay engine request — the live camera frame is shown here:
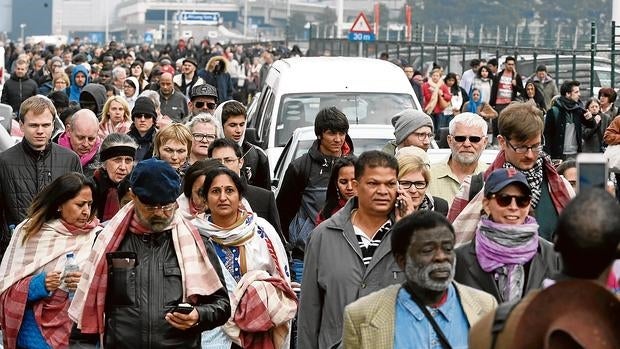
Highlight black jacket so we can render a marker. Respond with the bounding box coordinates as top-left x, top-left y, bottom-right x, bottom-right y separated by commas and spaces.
454, 237, 561, 303
543, 97, 596, 158
246, 183, 285, 244
0, 141, 81, 259
0, 74, 38, 113
104, 229, 230, 349
276, 138, 354, 246
128, 125, 156, 162
241, 140, 271, 191
489, 69, 525, 107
